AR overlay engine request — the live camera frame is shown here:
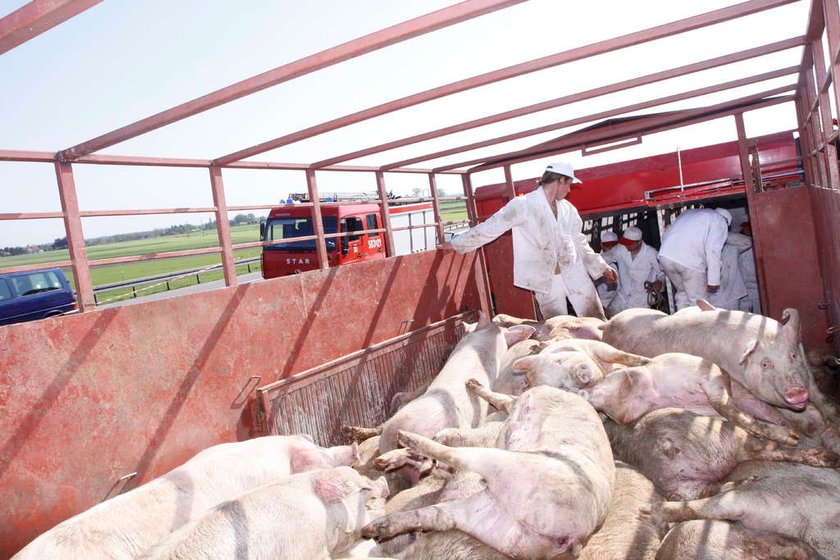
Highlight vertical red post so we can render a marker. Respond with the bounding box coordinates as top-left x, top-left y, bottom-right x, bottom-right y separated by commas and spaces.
54, 160, 94, 310
802, 58, 827, 187
810, 37, 840, 190
428, 173, 445, 244
306, 169, 329, 270
823, 0, 840, 190
734, 113, 757, 192
503, 165, 516, 200
375, 171, 395, 257
736, 112, 769, 314
209, 166, 238, 288
795, 94, 818, 186
460, 173, 493, 317
462, 173, 478, 226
